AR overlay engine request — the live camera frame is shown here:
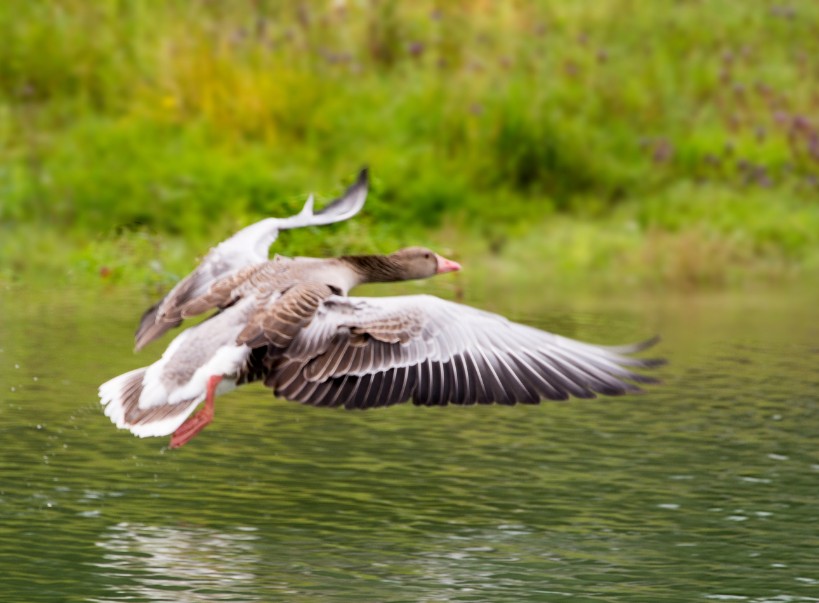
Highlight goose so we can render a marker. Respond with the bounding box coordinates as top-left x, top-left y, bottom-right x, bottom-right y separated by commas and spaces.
100, 246, 662, 448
